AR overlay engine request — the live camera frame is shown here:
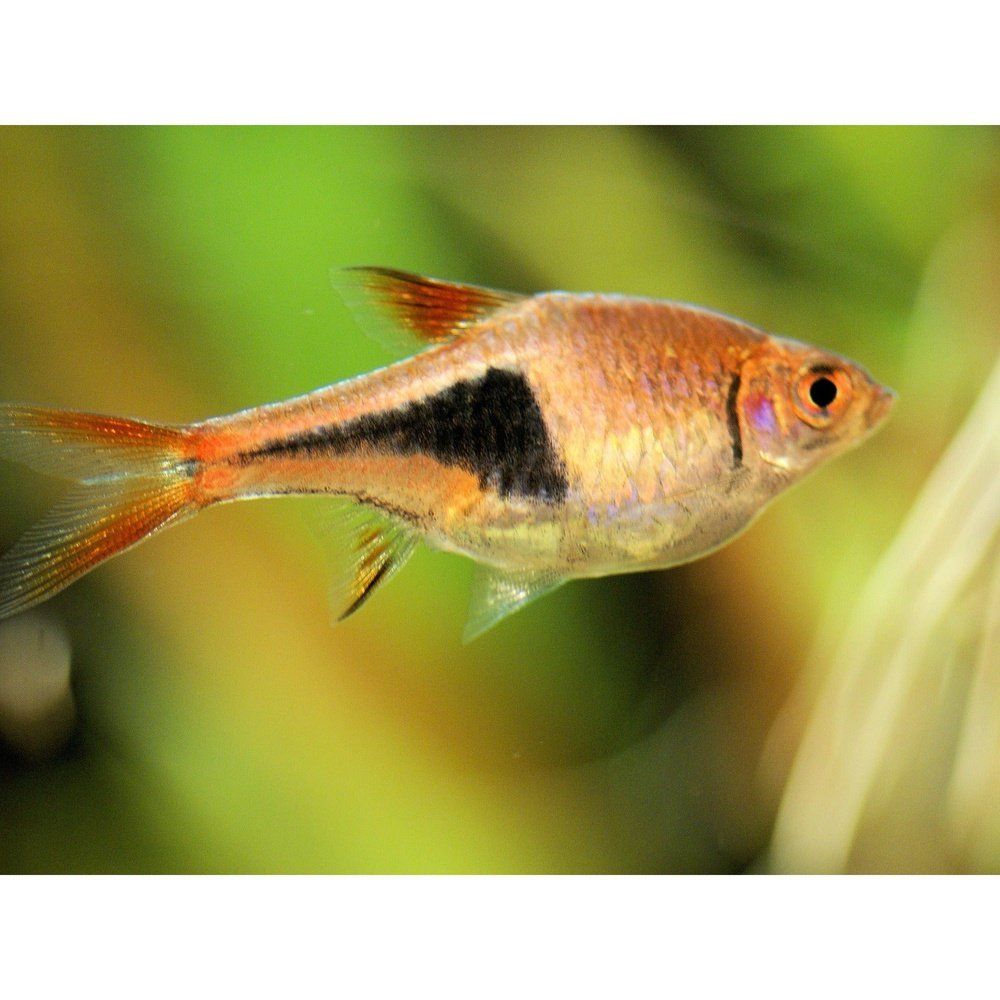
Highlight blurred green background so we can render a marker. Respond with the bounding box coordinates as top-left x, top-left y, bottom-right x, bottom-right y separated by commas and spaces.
0, 126, 997, 872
